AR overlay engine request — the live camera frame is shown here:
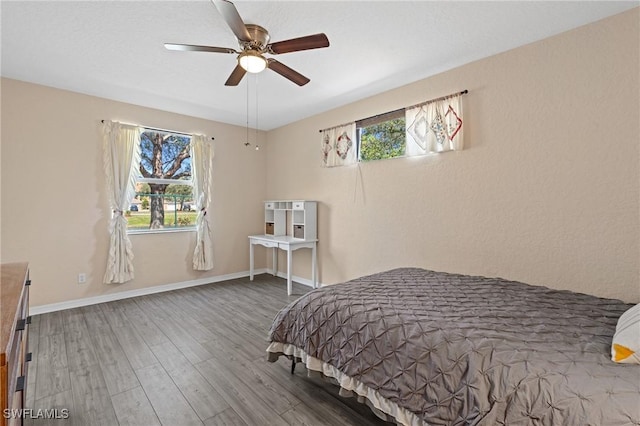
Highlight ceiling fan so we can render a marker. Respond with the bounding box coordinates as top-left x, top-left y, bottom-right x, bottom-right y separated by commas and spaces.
165, 0, 330, 87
